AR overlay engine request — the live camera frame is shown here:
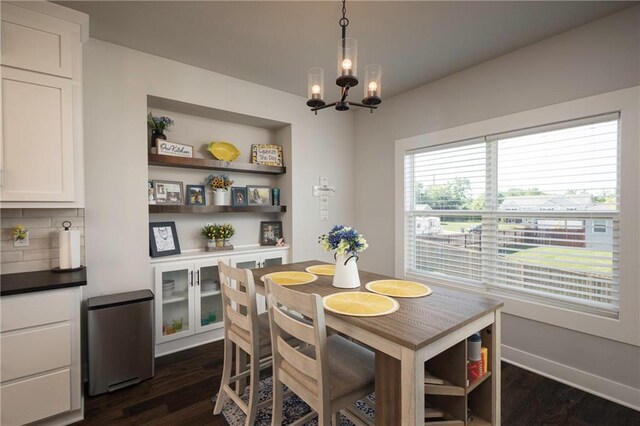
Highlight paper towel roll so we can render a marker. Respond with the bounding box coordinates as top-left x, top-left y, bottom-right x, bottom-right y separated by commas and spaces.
59, 229, 81, 269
